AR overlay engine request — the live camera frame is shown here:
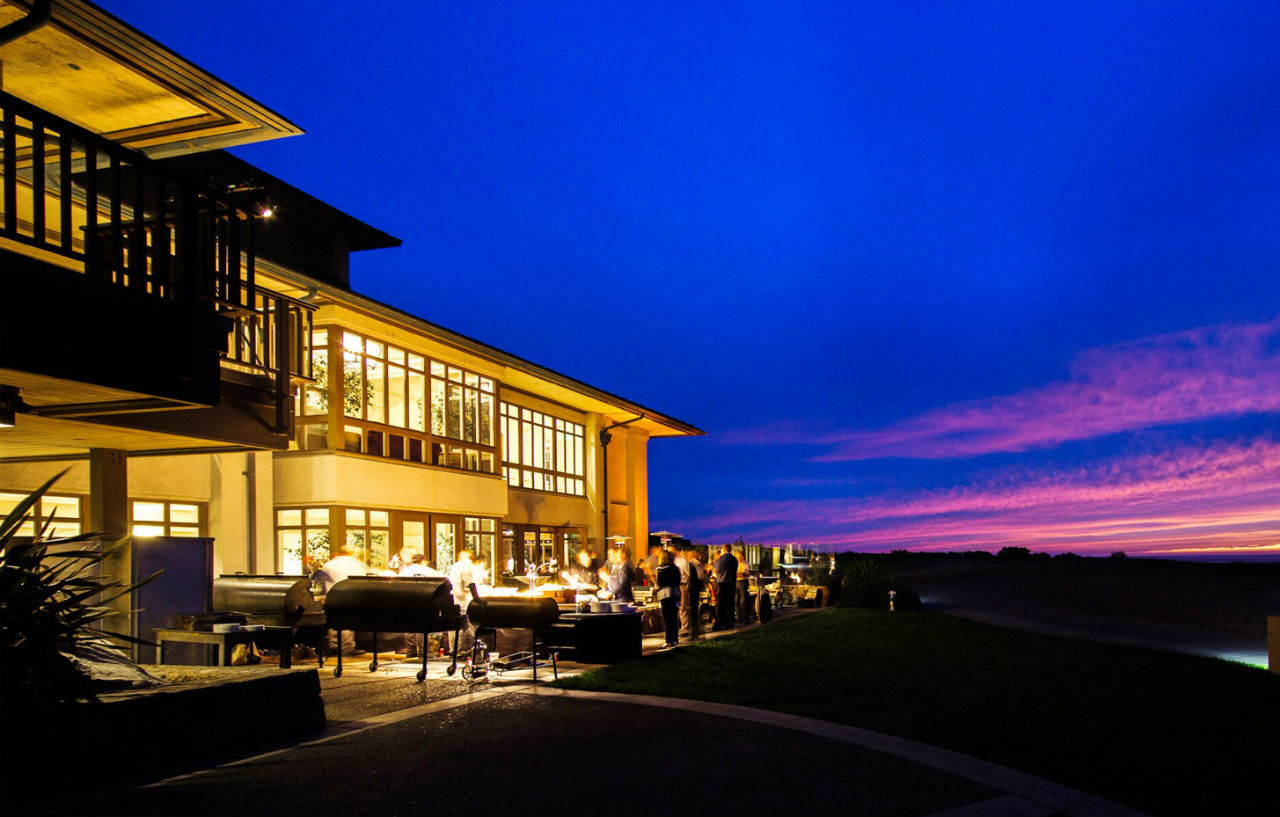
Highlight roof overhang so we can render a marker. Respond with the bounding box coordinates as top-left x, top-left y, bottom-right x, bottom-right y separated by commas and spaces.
0, 0, 302, 156
258, 266, 704, 439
